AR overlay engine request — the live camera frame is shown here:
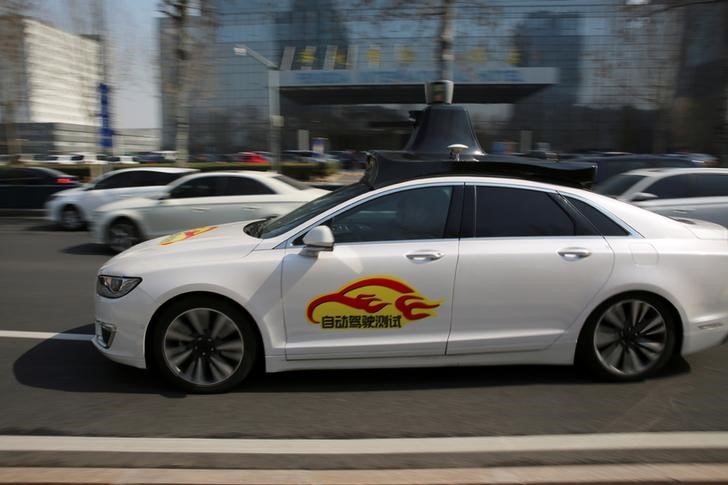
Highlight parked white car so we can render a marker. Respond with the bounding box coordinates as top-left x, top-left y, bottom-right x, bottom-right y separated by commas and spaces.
595, 168, 728, 227
91, 171, 328, 252
46, 167, 197, 230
